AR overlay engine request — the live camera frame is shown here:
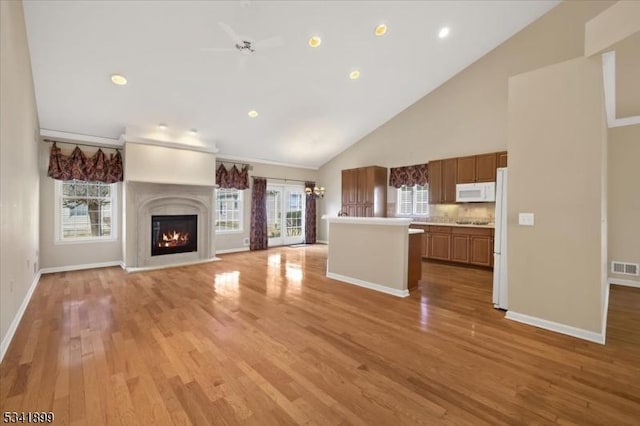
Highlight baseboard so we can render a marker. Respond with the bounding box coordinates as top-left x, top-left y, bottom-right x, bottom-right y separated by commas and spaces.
125, 257, 220, 273
326, 272, 409, 298
40, 260, 123, 274
216, 247, 250, 255
316, 240, 328, 245
505, 311, 605, 344
0, 271, 41, 362
609, 277, 640, 288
